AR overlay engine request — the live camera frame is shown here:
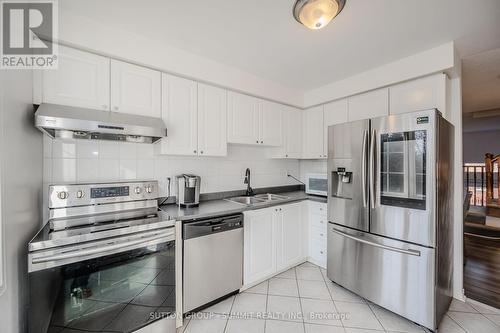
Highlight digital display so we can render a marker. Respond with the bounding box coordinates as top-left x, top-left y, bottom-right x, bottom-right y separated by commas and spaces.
91, 186, 129, 199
